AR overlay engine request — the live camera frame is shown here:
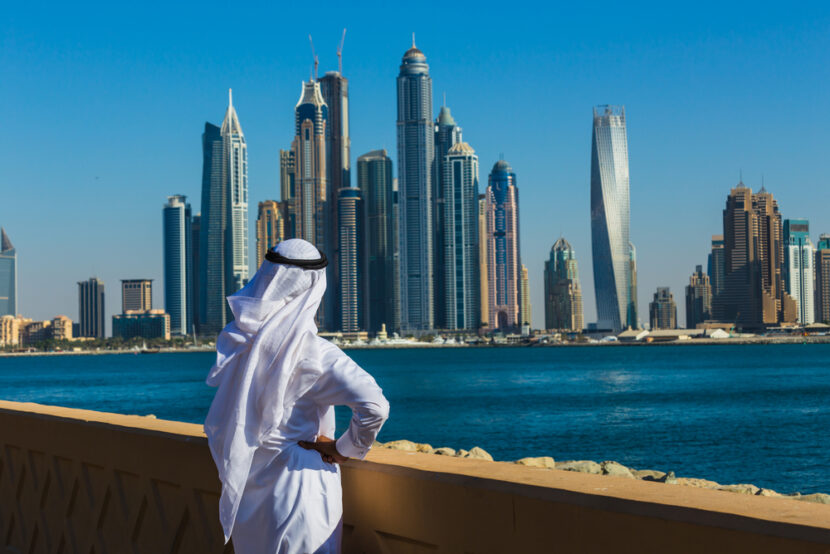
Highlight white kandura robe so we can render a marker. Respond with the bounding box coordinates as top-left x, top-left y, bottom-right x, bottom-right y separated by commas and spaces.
231, 339, 388, 554
204, 239, 389, 554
